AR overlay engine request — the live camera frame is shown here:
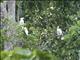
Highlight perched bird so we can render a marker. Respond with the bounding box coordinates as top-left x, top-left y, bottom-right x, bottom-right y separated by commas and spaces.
57, 26, 63, 40
23, 27, 28, 35
57, 26, 63, 36
19, 17, 24, 26
19, 17, 28, 35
